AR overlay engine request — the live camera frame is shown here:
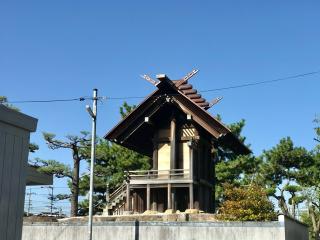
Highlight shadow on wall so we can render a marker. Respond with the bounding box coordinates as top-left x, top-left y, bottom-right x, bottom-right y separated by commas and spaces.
135, 220, 139, 240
